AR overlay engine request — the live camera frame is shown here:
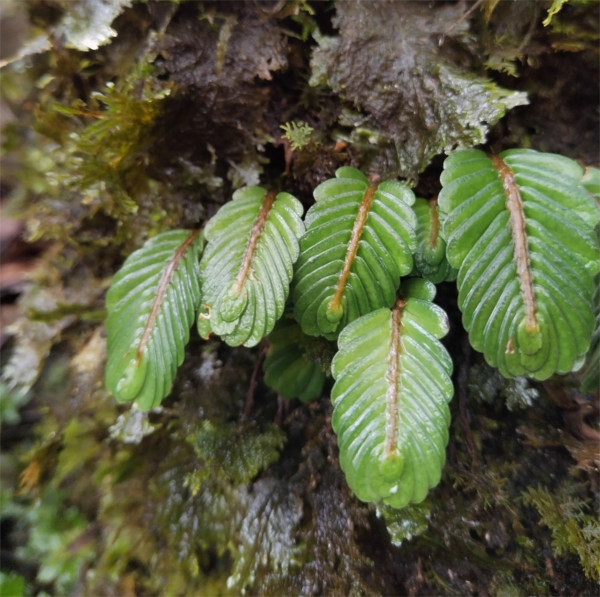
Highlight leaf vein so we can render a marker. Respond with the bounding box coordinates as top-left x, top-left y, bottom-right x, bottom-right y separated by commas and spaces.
137, 229, 200, 361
